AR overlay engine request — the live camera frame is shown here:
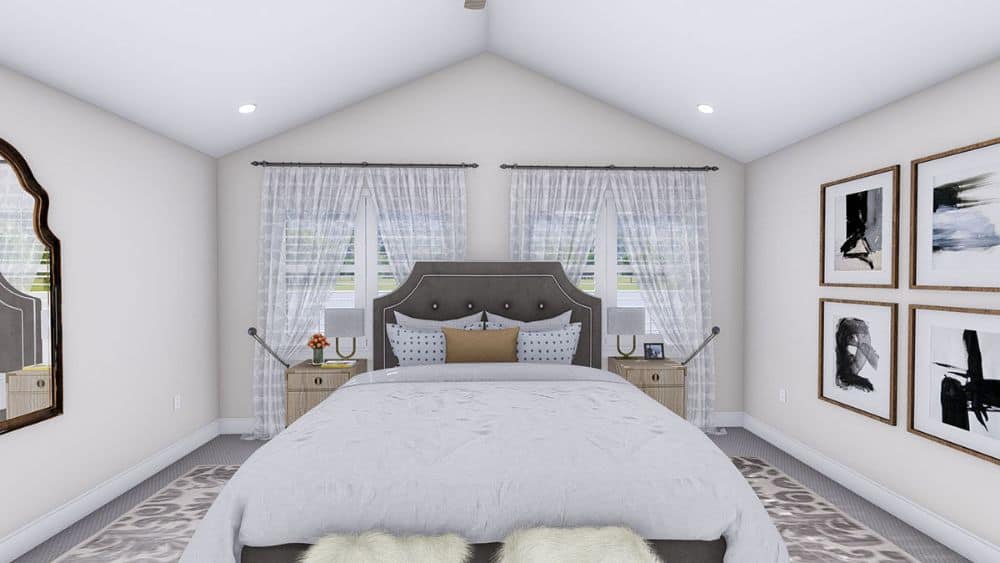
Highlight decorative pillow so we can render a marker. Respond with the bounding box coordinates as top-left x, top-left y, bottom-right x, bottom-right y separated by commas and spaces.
442, 327, 519, 363
467, 321, 507, 331
487, 310, 572, 331
301, 531, 470, 563
516, 323, 582, 364
497, 526, 661, 563
386, 324, 446, 366
394, 310, 484, 330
